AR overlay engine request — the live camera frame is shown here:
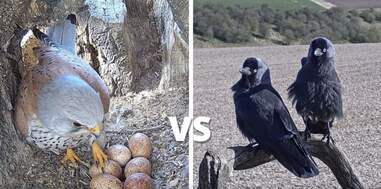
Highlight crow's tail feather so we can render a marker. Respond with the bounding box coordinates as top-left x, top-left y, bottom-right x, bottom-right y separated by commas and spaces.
270, 136, 319, 178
